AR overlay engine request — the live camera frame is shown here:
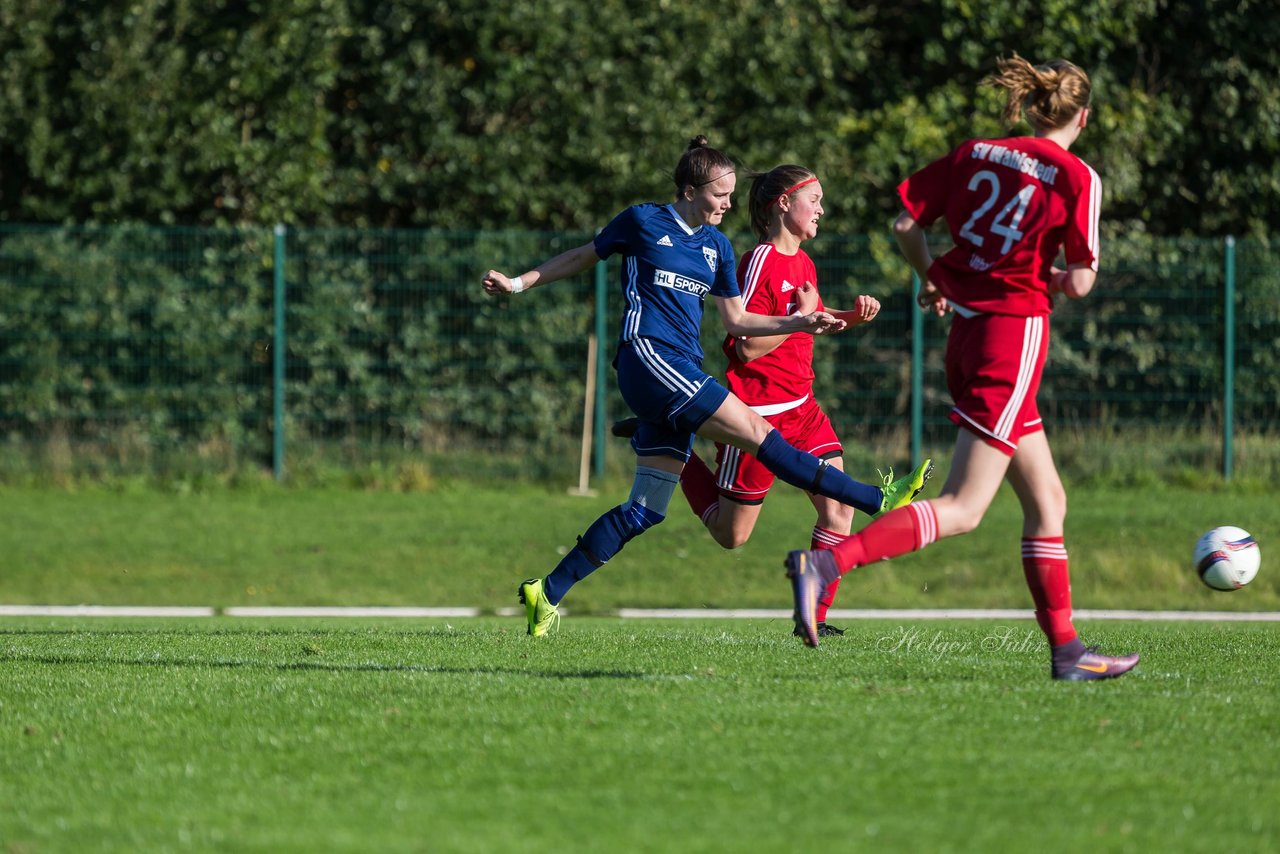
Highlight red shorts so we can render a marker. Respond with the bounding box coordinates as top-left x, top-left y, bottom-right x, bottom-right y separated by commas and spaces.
945, 312, 1049, 457
713, 396, 842, 503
